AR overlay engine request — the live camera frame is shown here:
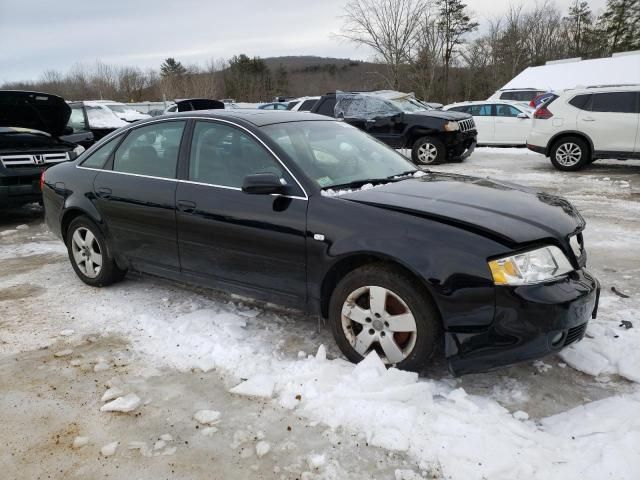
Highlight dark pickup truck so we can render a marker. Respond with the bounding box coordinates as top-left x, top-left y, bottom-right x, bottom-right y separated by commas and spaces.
0, 91, 85, 208
311, 91, 477, 165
